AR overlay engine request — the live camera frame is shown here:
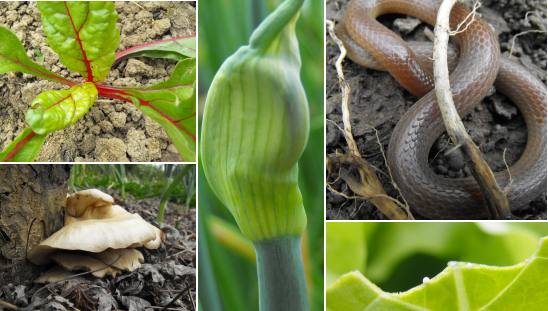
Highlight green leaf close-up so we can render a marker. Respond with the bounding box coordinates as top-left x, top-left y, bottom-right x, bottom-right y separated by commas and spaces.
327, 237, 548, 311
38, 1, 120, 83
26, 82, 98, 135
326, 223, 548, 311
